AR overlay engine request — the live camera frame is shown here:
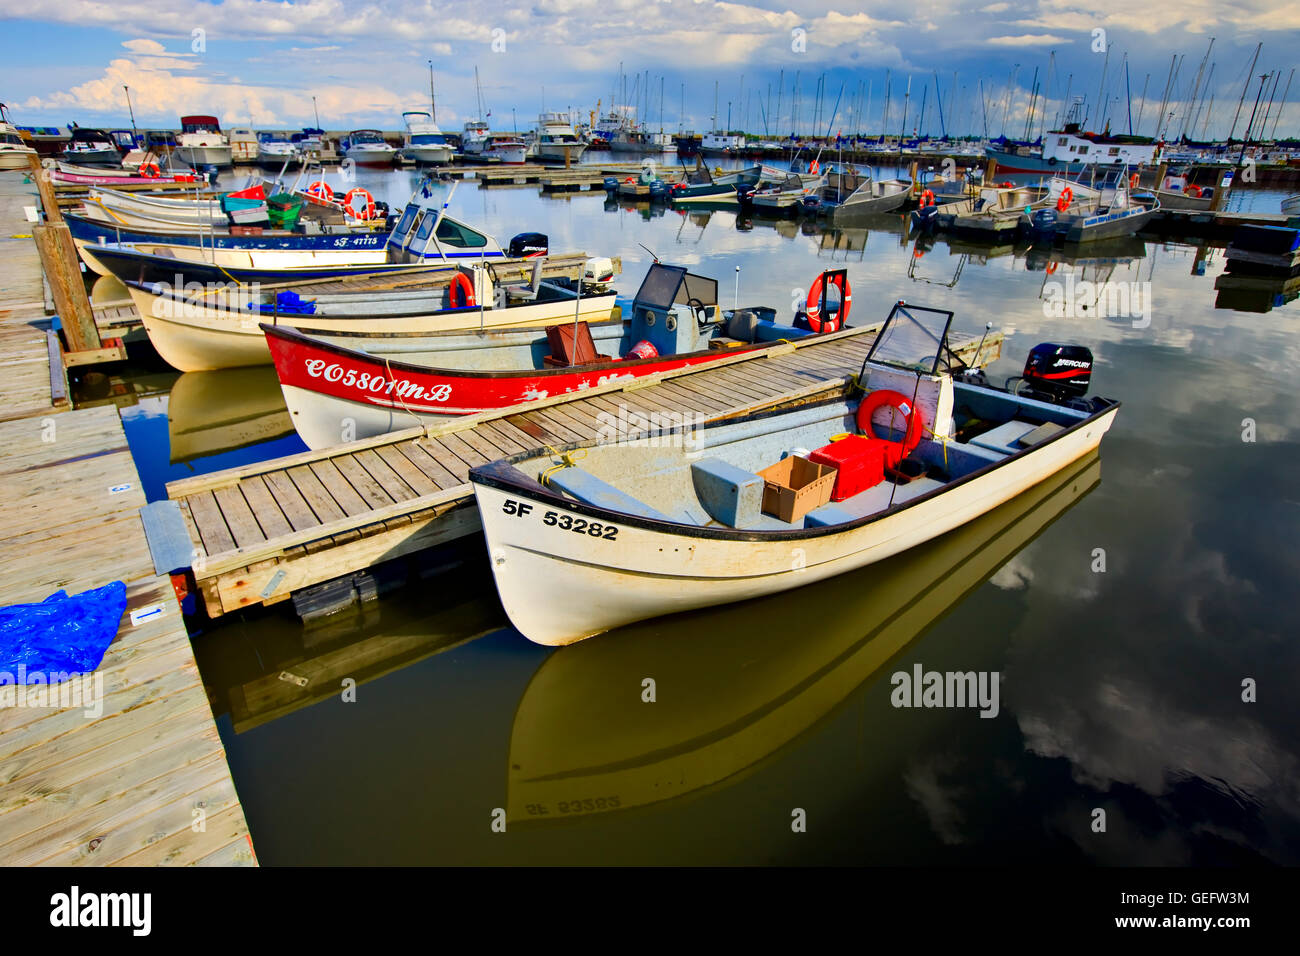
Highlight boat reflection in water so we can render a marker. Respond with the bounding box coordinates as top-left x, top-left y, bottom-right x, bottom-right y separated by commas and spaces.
167, 365, 294, 464
505, 451, 1101, 826
195, 552, 505, 733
